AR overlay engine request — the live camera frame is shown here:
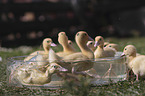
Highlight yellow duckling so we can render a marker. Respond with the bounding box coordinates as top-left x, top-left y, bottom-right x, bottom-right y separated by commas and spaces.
87, 41, 96, 52
68, 40, 77, 52
15, 63, 65, 85
63, 31, 94, 73
57, 32, 76, 57
64, 31, 94, 60
105, 43, 119, 51
49, 31, 94, 74
94, 36, 116, 58
121, 45, 145, 81
24, 38, 56, 64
